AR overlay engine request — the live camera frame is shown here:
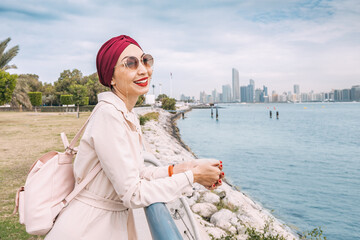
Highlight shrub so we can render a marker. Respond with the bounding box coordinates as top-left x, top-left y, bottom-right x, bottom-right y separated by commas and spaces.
60, 95, 73, 105
300, 227, 327, 240
139, 112, 159, 125
28, 92, 42, 106
81, 97, 89, 106
161, 97, 176, 111
144, 112, 159, 121
136, 95, 145, 106
245, 220, 286, 240
0, 70, 17, 105
139, 115, 150, 125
